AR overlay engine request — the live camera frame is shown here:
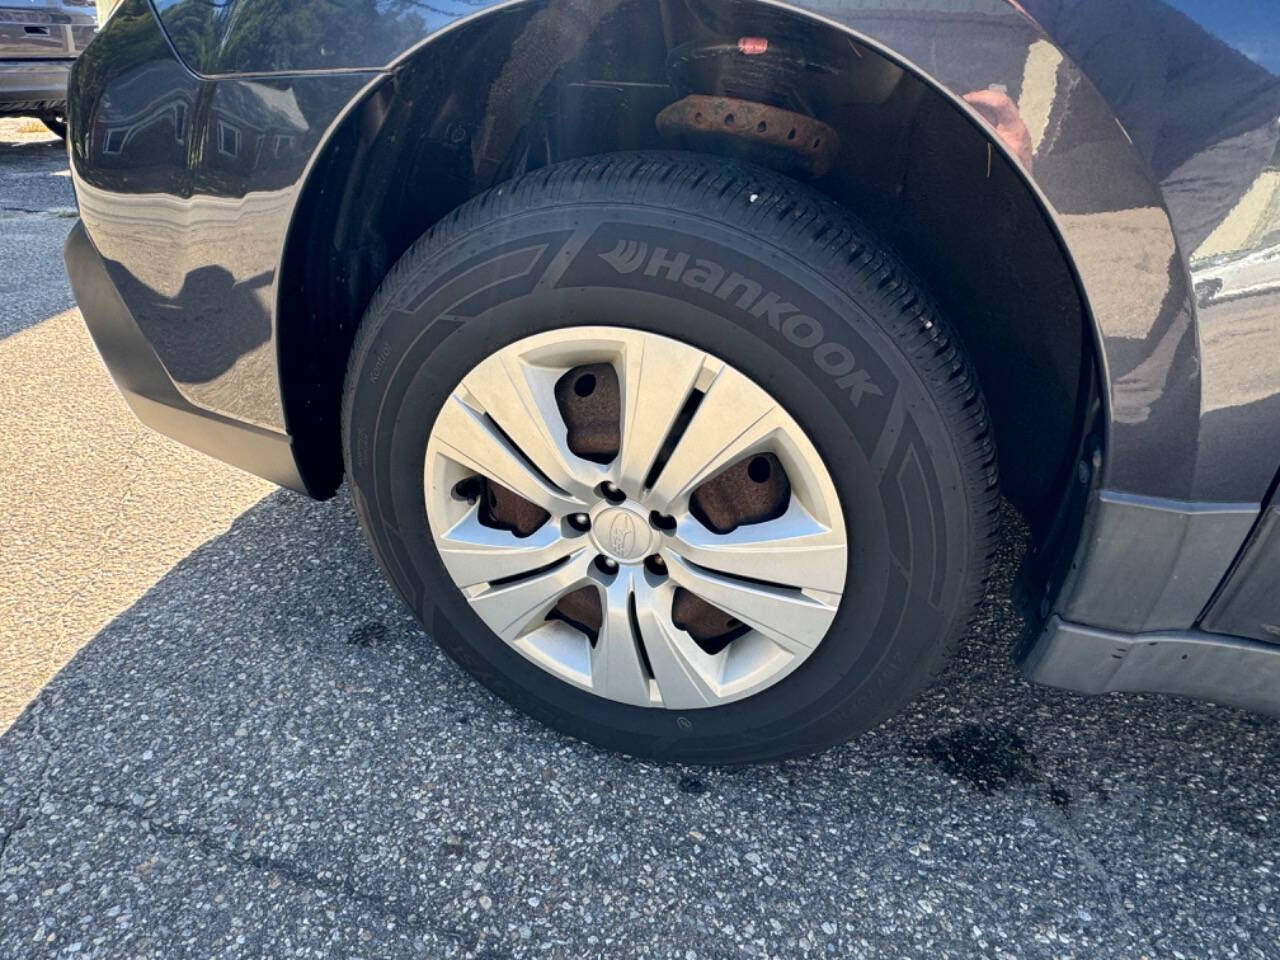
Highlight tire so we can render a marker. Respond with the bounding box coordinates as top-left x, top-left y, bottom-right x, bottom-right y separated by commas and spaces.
40, 114, 66, 139
342, 152, 998, 763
